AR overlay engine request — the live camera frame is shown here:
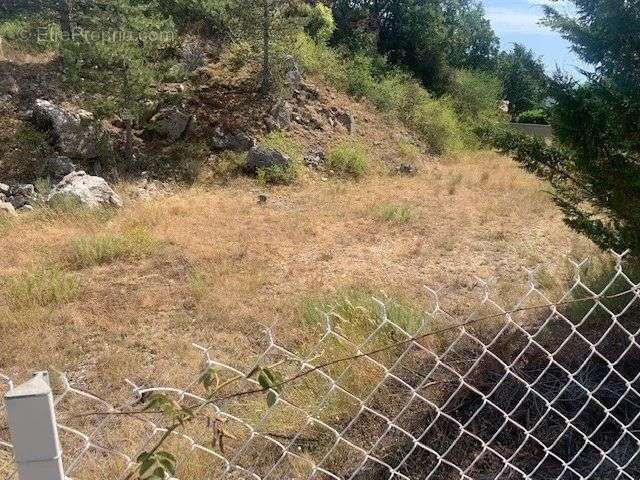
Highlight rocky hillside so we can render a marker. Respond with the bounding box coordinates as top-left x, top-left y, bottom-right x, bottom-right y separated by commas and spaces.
0, 47, 428, 218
